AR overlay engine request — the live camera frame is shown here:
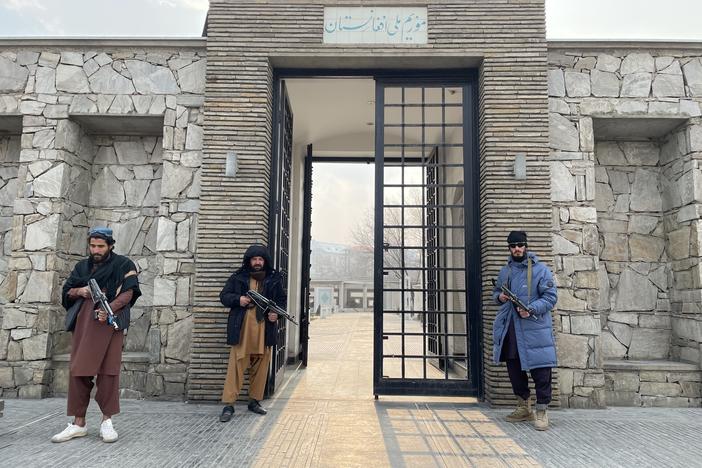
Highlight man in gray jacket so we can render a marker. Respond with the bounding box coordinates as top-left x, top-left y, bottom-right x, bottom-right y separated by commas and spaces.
492, 231, 558, 430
